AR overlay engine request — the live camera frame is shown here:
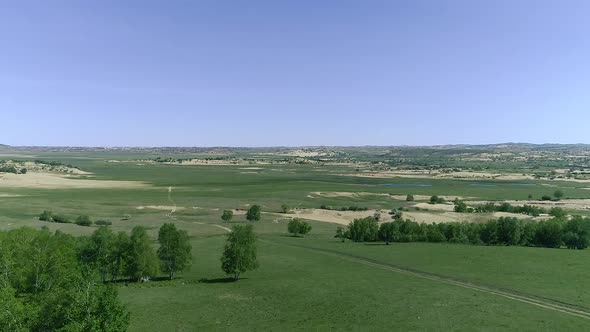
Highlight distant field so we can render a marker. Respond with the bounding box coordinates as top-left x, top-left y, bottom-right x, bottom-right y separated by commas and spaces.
2, 146, 590, 330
